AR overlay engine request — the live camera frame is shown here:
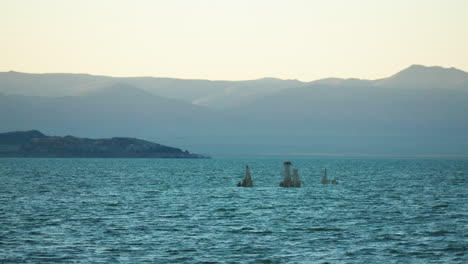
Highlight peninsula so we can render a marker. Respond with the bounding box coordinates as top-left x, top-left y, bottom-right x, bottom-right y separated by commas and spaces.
0, 130, 208, 158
